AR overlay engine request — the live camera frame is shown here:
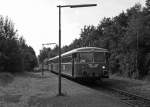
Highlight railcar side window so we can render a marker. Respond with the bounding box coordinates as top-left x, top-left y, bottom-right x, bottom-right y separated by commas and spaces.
53, 59, 58, 63
74, 53, 80, 62
62, 55, 72, 63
